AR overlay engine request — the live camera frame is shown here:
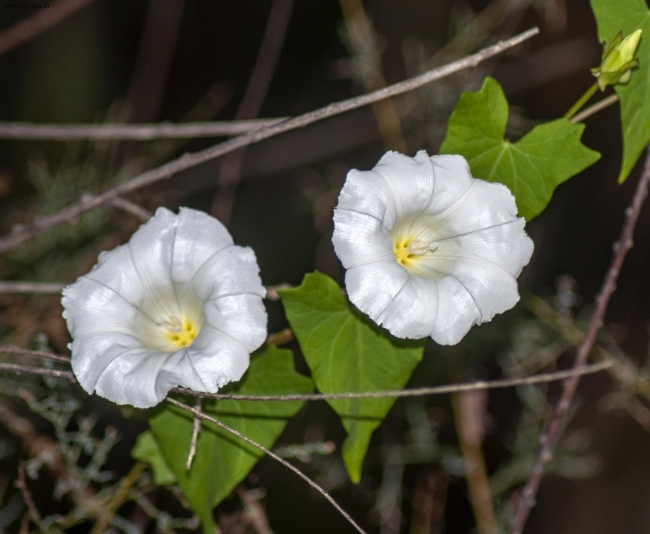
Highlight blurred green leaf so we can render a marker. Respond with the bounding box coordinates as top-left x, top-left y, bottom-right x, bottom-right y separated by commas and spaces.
149, 346, 313, 533
280, 272, 424, 483
440, 77, 600, 219
591, 0, 648, 182
131, 431, 177, 486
